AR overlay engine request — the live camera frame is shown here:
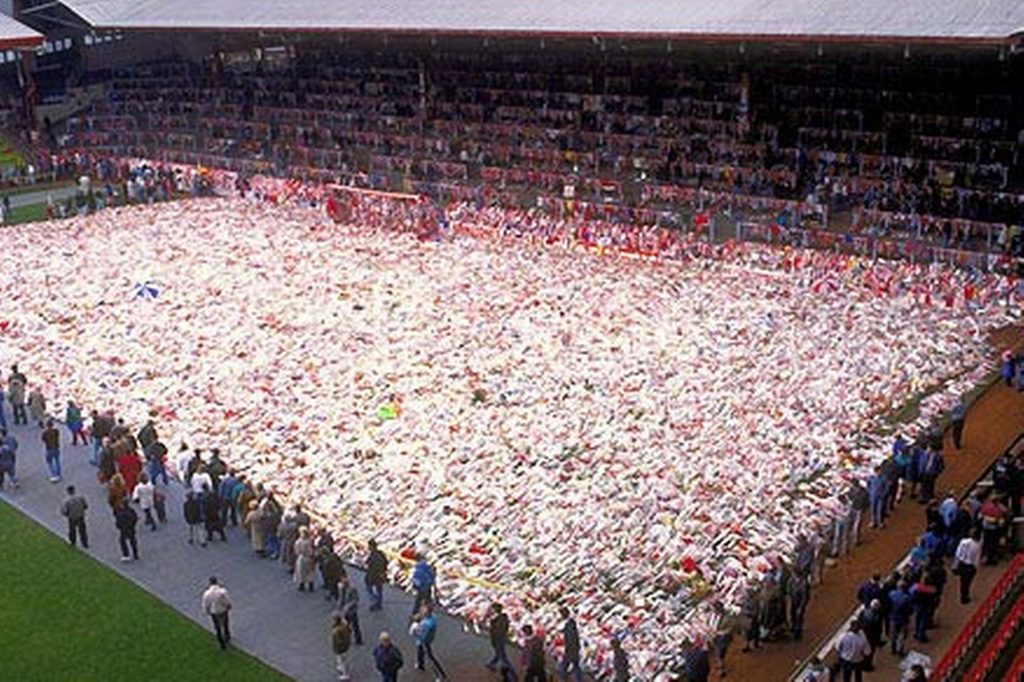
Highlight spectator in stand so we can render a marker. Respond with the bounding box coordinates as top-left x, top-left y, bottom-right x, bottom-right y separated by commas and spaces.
365, 538, 388, 611
373, 631, 404, 682
60, 485, 89, 548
